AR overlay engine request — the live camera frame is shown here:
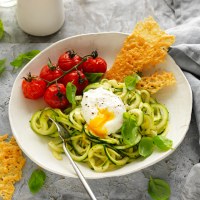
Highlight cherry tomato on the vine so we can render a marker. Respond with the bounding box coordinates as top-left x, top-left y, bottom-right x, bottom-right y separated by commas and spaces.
44, 83, 69, 109
61, 70, 88, 95
58, 50, 83, 71
22, 73, 47, 99
82, 51, 107, 73
40, 59, 63, 82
